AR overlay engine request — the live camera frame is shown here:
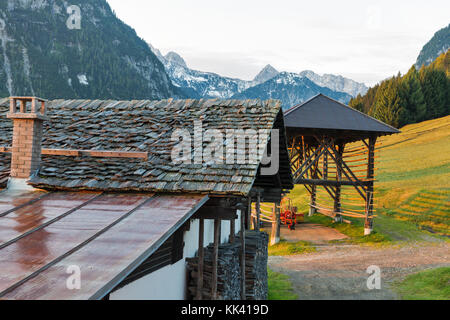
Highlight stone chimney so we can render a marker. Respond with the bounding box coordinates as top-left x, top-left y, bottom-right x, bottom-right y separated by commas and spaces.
7, 97, 48, 181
